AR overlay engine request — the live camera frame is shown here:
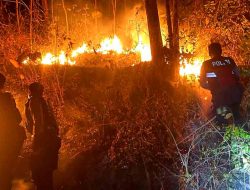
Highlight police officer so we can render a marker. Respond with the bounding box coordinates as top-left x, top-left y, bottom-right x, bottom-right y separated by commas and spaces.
25, 82, 60, 190
0, 73, 25, 190
200, 43, 244, 122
